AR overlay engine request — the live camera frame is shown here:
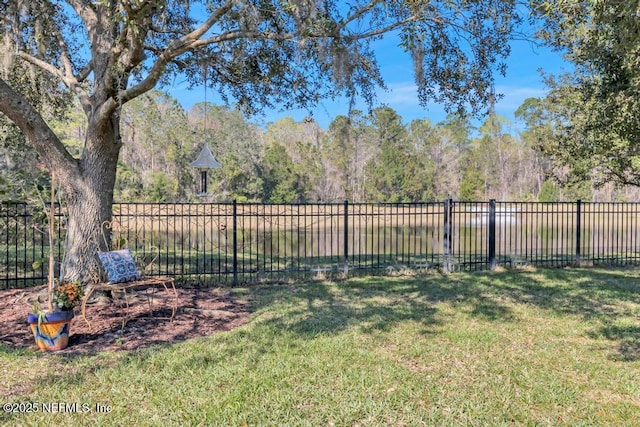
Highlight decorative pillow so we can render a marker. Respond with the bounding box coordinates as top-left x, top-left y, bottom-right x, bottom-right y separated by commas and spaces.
97, 248, 141, 283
